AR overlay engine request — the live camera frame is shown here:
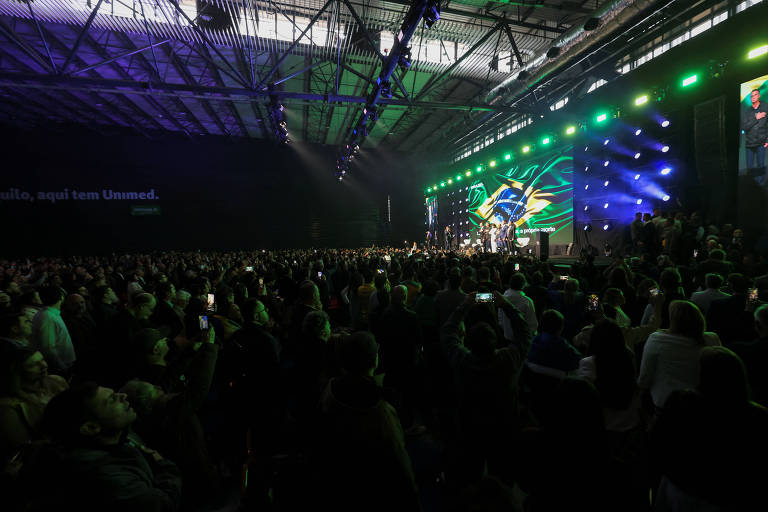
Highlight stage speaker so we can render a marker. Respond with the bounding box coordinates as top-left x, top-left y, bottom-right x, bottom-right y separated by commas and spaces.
694, 96, 727, 186
534, 231, 549, 261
